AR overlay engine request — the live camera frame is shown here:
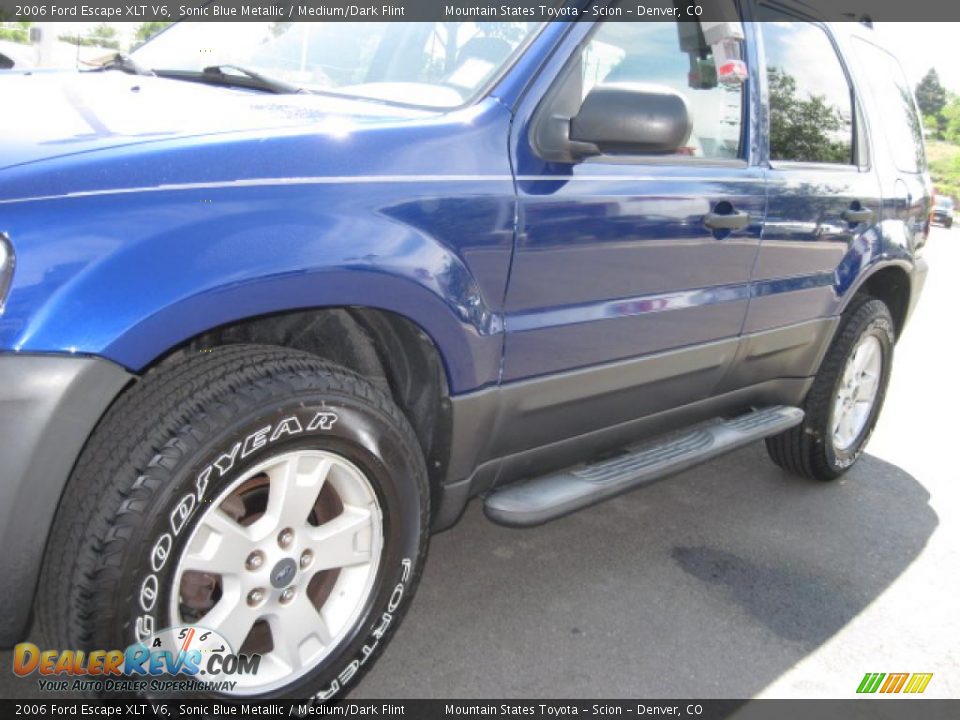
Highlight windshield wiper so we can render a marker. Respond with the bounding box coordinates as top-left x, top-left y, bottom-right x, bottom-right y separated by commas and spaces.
88, 53, 154, 76
195, 64, 304, 94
